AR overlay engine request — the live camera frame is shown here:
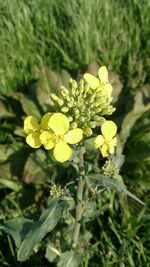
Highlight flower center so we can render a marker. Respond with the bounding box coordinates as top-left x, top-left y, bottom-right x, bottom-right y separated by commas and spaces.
55, 135, 64, 143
